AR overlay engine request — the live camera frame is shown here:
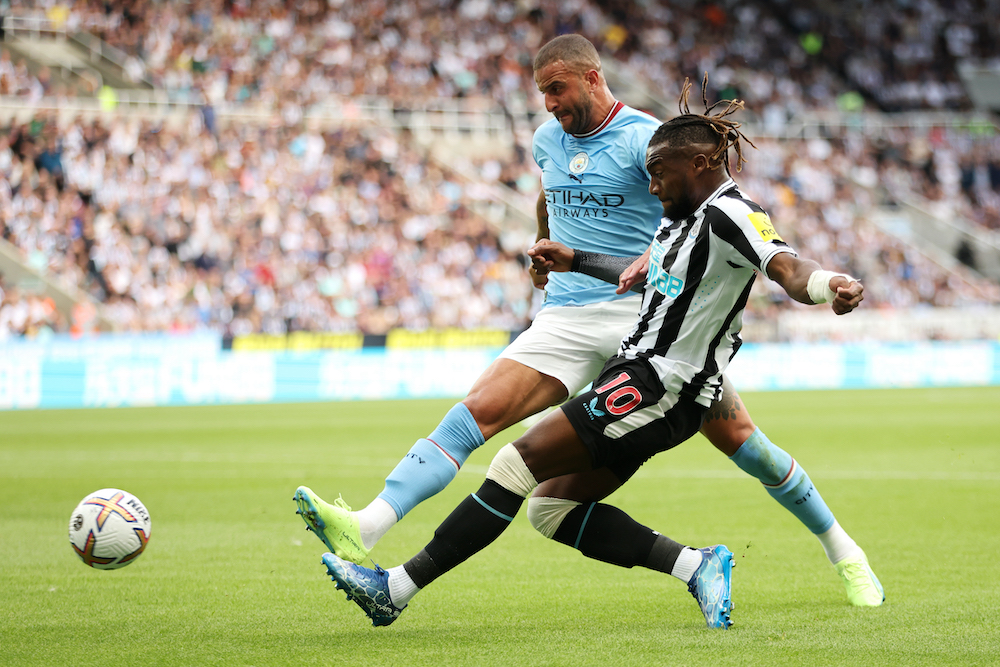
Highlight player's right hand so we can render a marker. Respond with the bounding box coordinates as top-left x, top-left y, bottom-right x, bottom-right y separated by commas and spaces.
830, 277, 864, 315
528, 239, 575, 288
